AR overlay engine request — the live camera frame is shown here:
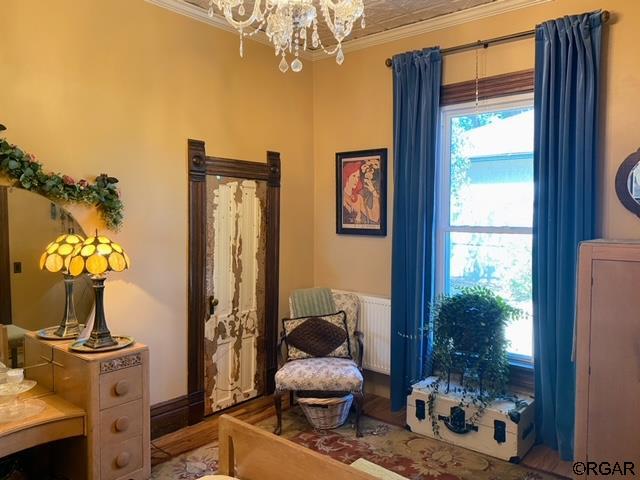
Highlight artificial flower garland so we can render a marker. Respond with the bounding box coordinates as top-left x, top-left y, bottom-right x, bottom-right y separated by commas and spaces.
0, 124, 124, 230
